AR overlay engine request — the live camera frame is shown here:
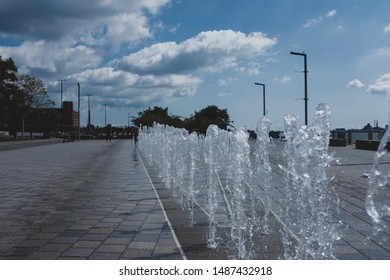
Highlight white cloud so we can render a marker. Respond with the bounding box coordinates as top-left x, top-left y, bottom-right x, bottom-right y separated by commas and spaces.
105, 12, 152, 51
0, 0, 170, 50
280, 75, 292, 84
326, 10, 337, 18
303, 9, 337, 28
115, 30, 277, 74
346, 79, 365, 88
384, 23, 390, 33
218, 92, 228, 97
367, 74, 390, 94
0, 29, 277, 110
0, 2, 281, 113
0, 40, 102, 76
376, 47, 390, 55
217, 77, 235, 86
273, 75, 292, 84
303, 19, 318, 28
65, 67, 202, 107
